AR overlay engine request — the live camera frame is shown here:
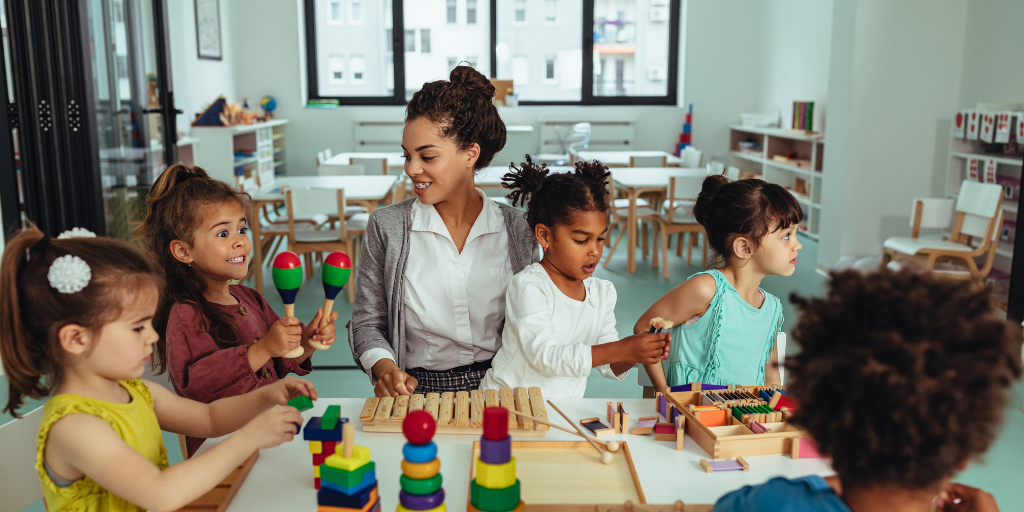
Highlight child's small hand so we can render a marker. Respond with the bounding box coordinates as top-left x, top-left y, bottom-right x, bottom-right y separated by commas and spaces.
936, 484, 1001, 512
662, 333, 672, 360
266, 377, 318, 406
303, 308, 339, 348
239, 405, 304, 450
262, 317, 303, 357
618, 332, 669, 365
